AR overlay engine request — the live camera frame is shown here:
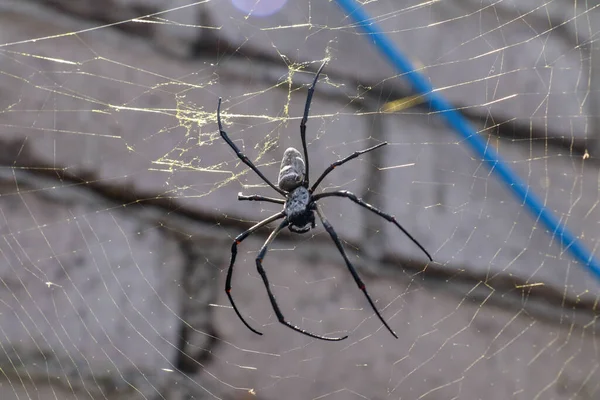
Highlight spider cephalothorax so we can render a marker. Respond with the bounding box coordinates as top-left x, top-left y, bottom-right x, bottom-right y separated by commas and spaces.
285, 186, 315, 233
218, 61, 433, 341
